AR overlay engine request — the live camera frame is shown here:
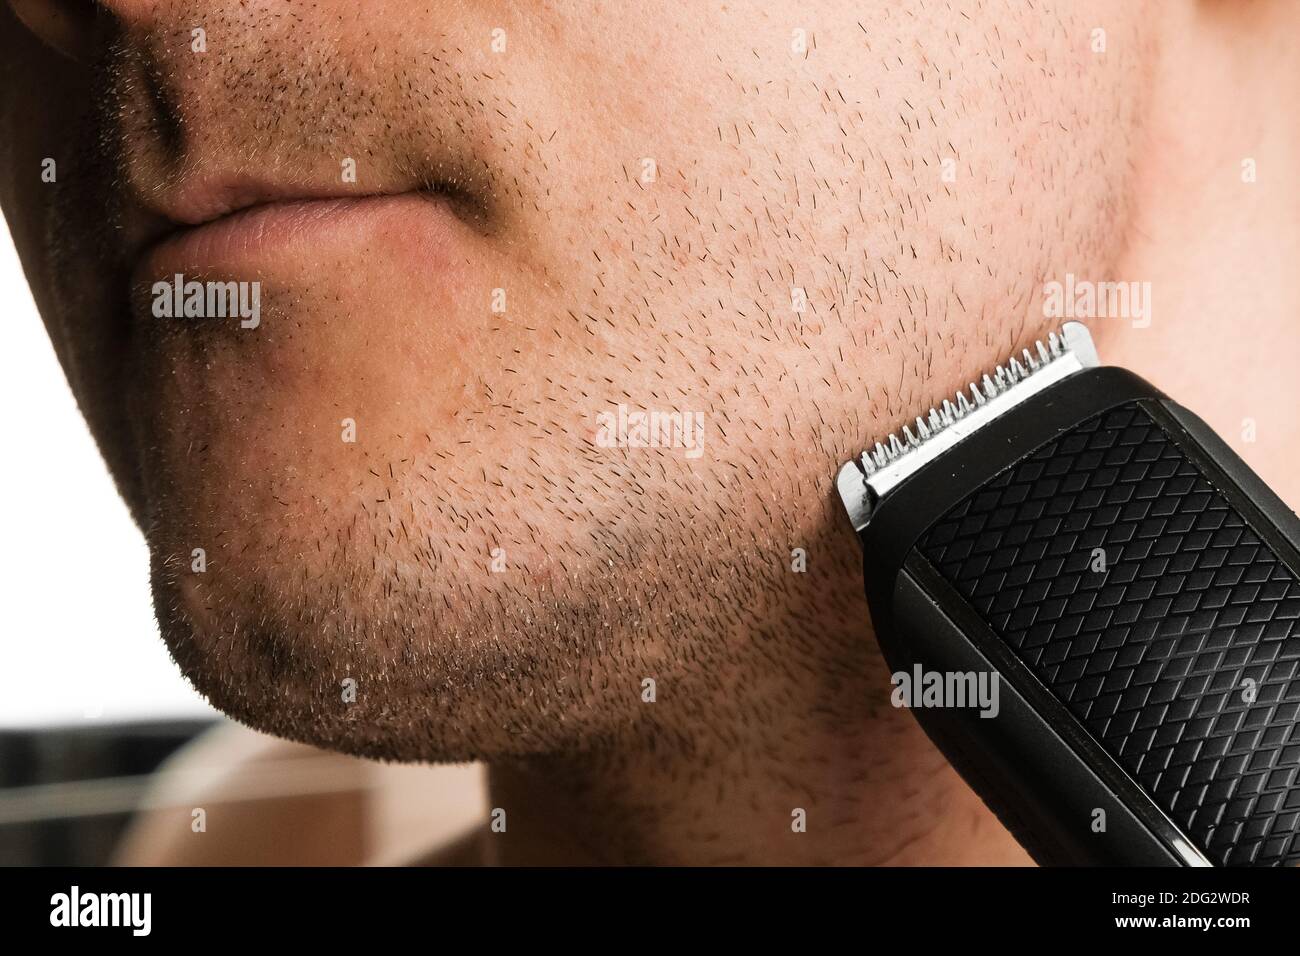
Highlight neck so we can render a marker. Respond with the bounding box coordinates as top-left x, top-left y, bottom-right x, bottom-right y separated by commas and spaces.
486, 723, 1029, 866
484, 512, 1029, 866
